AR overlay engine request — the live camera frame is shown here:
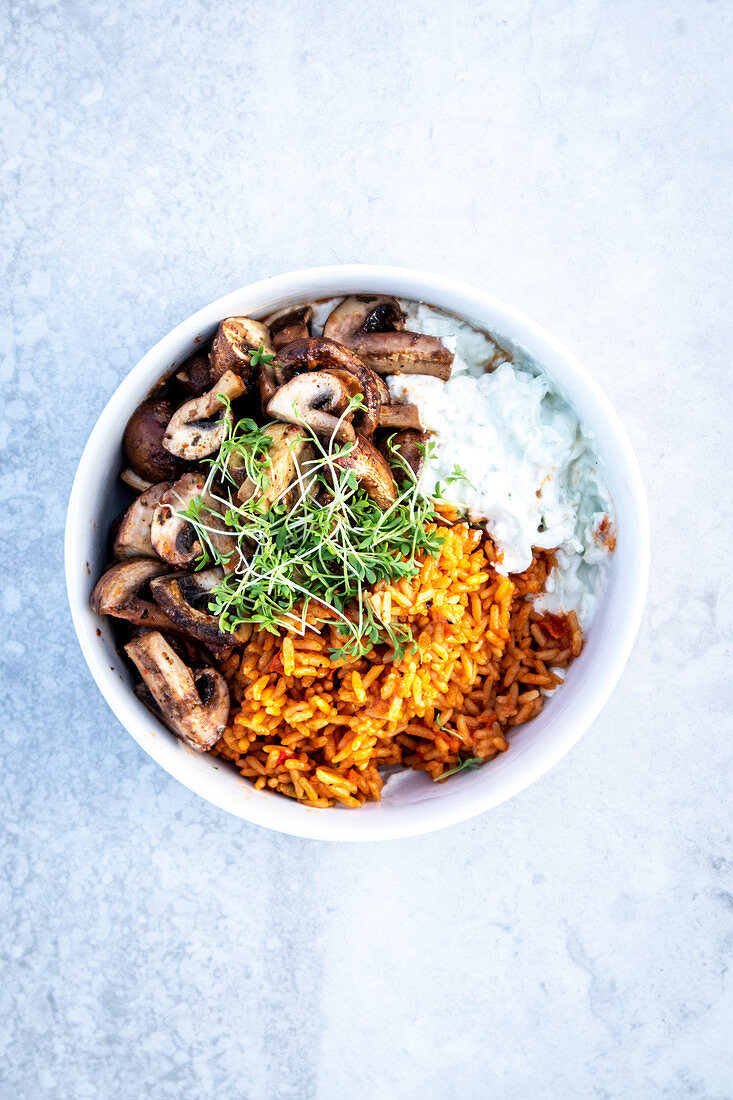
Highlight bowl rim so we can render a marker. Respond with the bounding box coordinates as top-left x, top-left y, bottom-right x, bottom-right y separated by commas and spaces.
65, 264, 649, 841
